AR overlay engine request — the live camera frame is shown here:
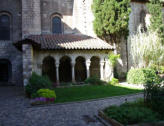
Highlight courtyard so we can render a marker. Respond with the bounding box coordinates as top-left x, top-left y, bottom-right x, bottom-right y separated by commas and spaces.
0, 86, 143, 126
